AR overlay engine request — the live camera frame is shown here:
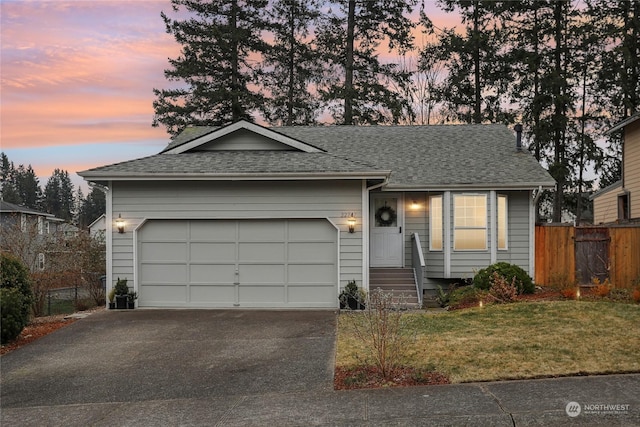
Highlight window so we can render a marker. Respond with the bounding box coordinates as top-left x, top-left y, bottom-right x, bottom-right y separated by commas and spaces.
454, 194, 487, 250
497, 195, 508, 250
21, 213, 26, 232
38, 217, 44, 235
429, 195, 443, 251
37, 253, 45, 271
618, 193, 630, 220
